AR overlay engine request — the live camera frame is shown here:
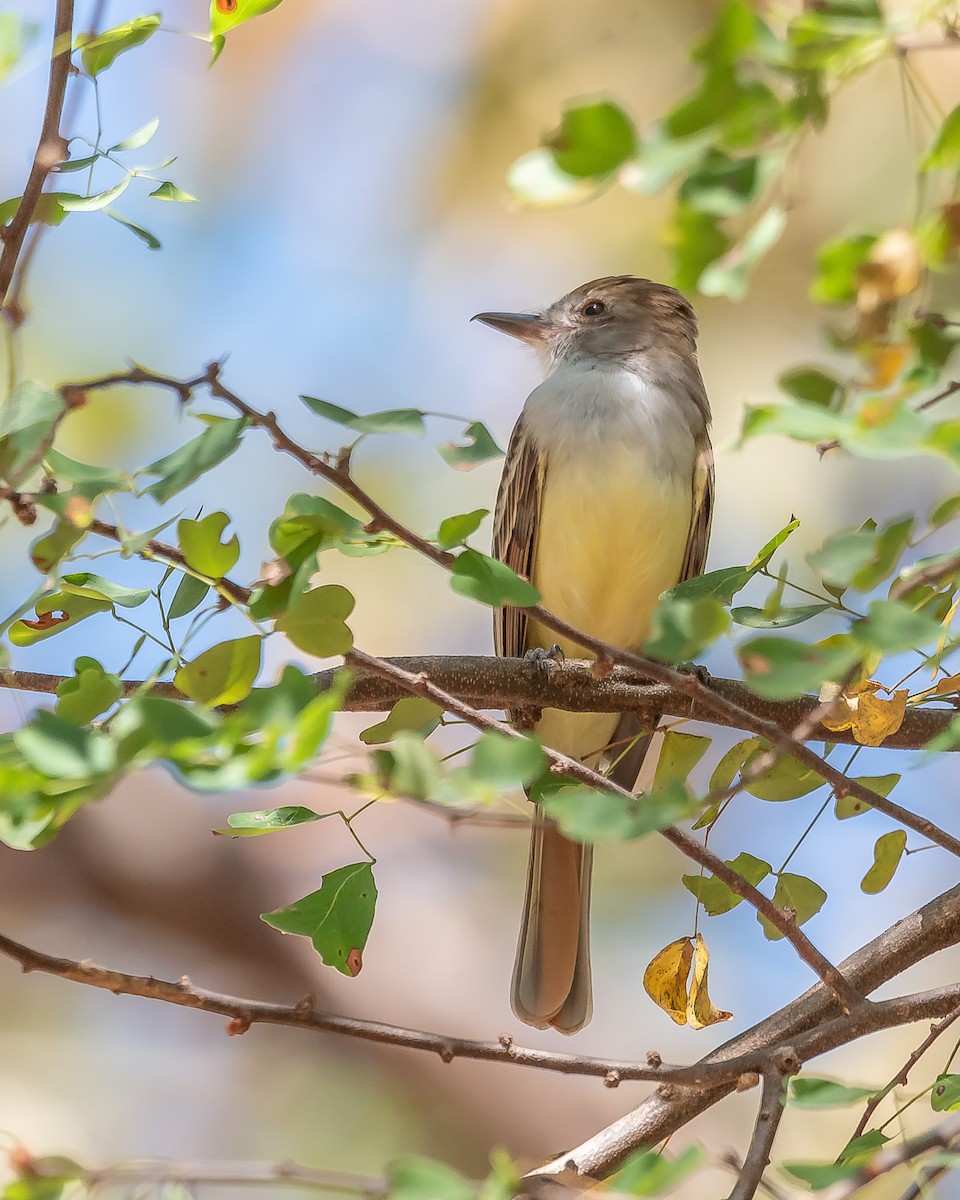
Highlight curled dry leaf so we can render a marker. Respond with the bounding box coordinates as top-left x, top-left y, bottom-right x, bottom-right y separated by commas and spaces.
642, 934, 732, 1028
820, 680, 908, 746
857, 229, 922, 313
911, 672, 960, 703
